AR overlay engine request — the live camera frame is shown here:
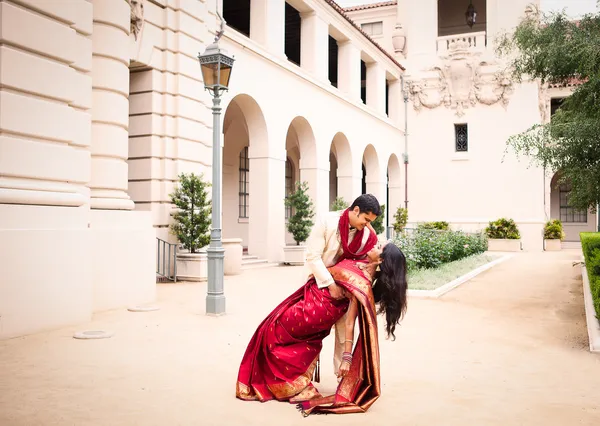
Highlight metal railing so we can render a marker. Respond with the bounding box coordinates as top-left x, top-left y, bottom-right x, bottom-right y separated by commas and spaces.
156, 237, 177, 282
